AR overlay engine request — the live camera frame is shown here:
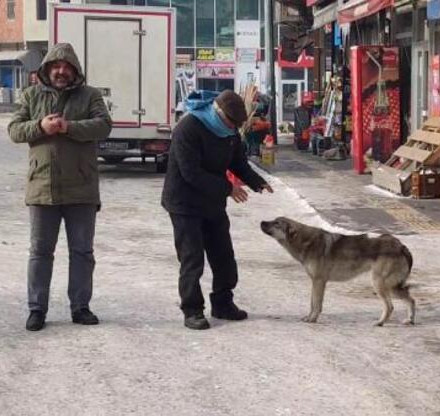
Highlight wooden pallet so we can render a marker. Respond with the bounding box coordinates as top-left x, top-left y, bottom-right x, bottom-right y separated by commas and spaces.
387, 118, 440, 168
372, 118, 440, 195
